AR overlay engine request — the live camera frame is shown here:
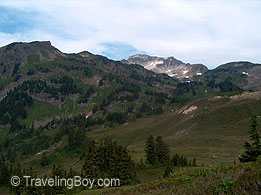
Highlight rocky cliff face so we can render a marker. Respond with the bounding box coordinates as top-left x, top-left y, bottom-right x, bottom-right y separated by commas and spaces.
122, 54, 208, 79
